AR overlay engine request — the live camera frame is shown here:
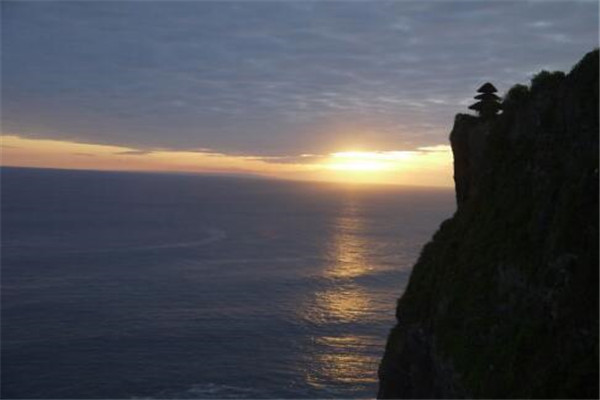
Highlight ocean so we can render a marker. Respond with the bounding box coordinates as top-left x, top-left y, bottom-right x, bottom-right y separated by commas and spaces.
1, 167, 454, 399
